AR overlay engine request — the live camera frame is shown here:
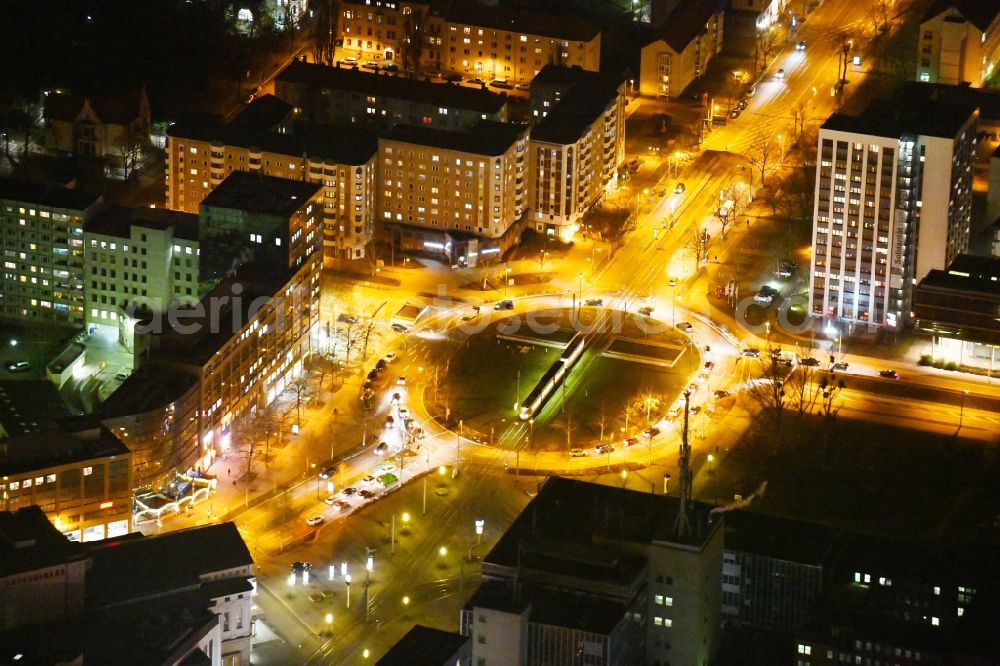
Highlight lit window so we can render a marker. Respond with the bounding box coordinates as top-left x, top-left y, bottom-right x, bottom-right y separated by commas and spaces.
83, 466, 93, 476
931, 616, 939, 626
664, 596, 673, 606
